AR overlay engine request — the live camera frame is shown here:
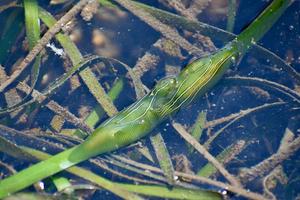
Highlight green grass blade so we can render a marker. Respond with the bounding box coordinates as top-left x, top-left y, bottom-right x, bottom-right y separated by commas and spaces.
226, 0, 237, 32
150, 133, 175, 185
51, 176, 72, 192
22, 147, 221, 200
24, 0, 40, 50
83, 78, 124, 127
115, 184, 222, 200
19, 147, 142, 200
0, 9, 24, 63
188, 111, 207, 153
0, 1, 41, 114
24, 0, 41, 86
197, 141, 244, 177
